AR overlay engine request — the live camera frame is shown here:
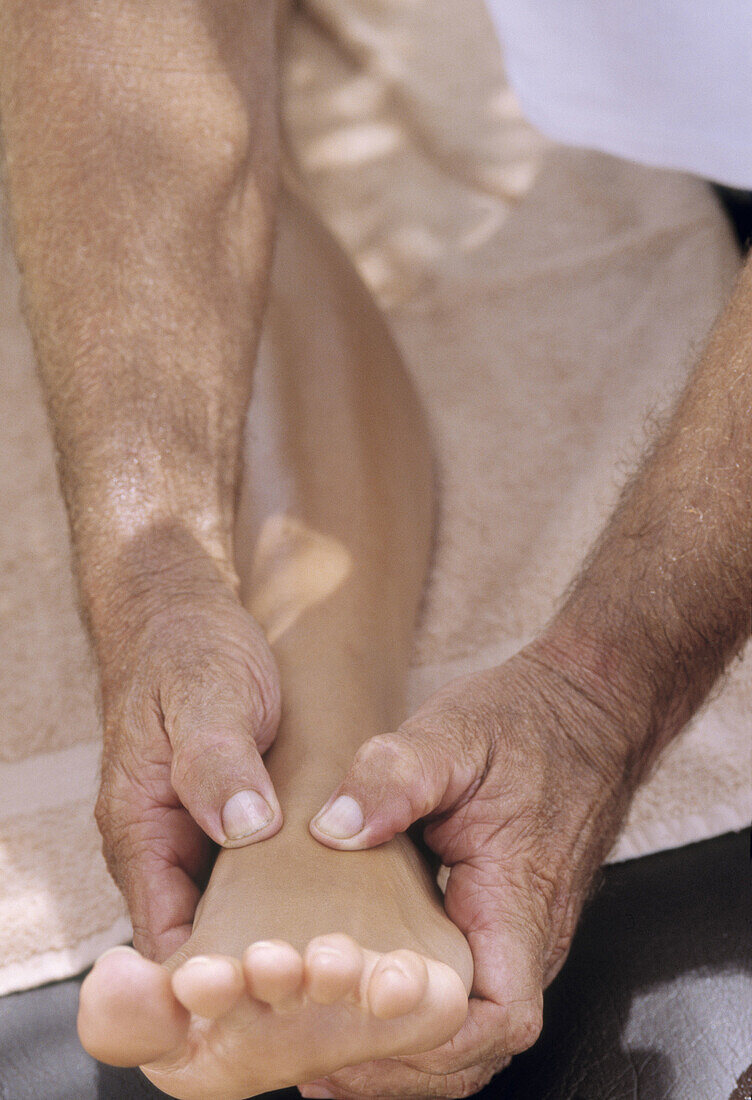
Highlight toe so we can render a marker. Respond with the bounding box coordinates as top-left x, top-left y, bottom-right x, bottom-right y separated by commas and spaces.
304, 934, 363, 1005
366, 949, 428, 1020
78, 946, 189, 1067
243, 940, 304, 1011
171, 955, 245, 1019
